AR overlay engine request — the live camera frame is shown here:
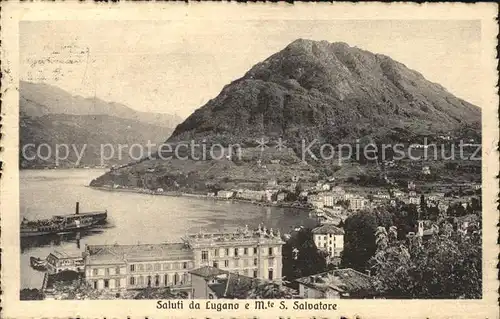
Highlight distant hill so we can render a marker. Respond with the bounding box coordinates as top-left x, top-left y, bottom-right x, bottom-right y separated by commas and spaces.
90, 39, 481, 191
19, 82, 181, 168
20, 114, 174, 168
20, 80, 183, 128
